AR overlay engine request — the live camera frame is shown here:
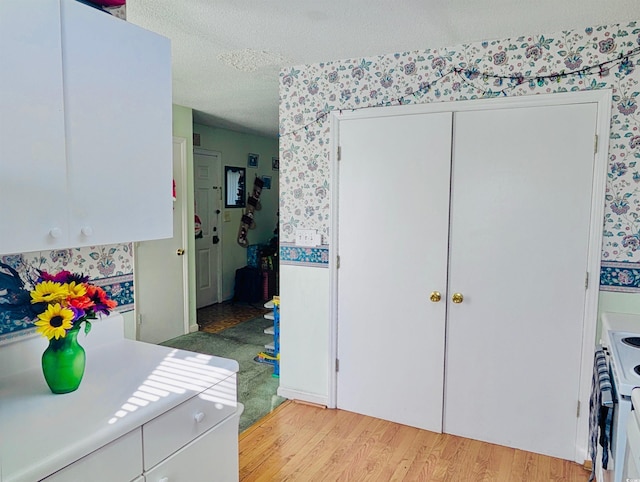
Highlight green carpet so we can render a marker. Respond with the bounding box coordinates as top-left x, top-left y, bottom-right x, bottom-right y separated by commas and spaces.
160, 317, 285, 432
